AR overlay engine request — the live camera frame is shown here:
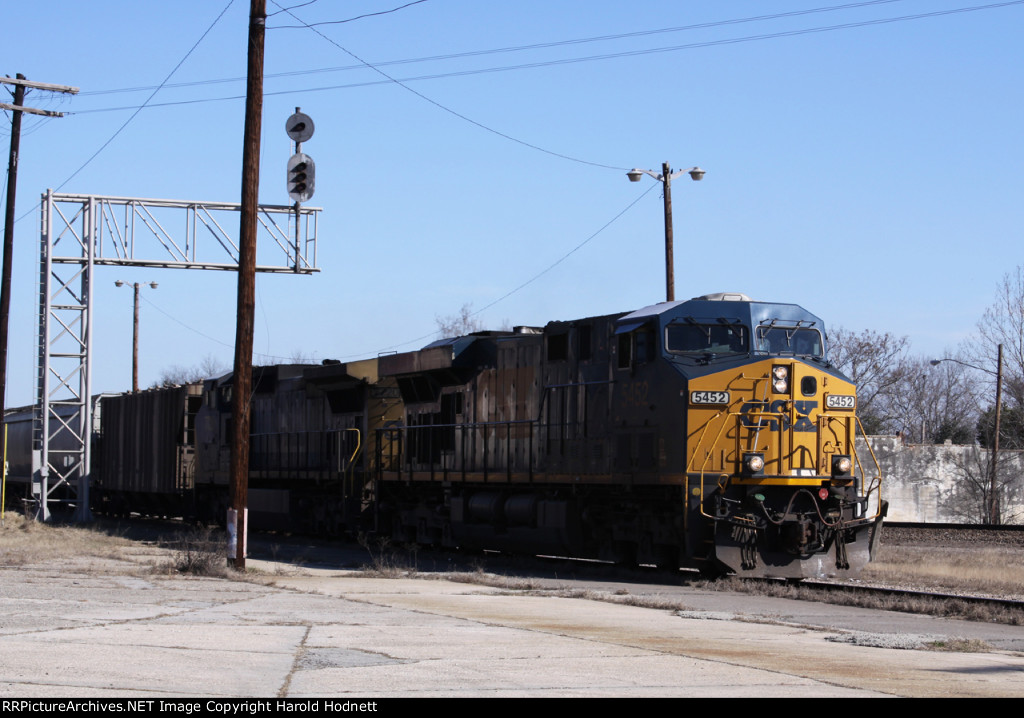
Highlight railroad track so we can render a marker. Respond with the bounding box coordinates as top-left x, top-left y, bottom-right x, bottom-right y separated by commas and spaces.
884, 522, 1024, 546
802, 578, 1024, 613
29, 514, 1024, 623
